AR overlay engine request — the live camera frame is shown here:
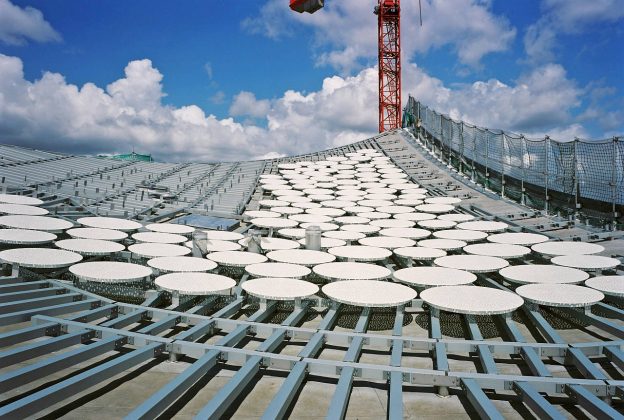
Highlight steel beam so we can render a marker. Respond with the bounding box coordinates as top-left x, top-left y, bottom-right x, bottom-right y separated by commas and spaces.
100, 309, 147, 329
0, 321, 59, 348
0, 298, 99, 326
461, 378, 504, 420
0, 286, 64, 303
0, 292, 81, 315
0, 342, 164, 419
388, 305, 404, 420
566, 384, 624, 419
513, 381, 565, 420
465, 314, 497, 374
603, 346, 624, 371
